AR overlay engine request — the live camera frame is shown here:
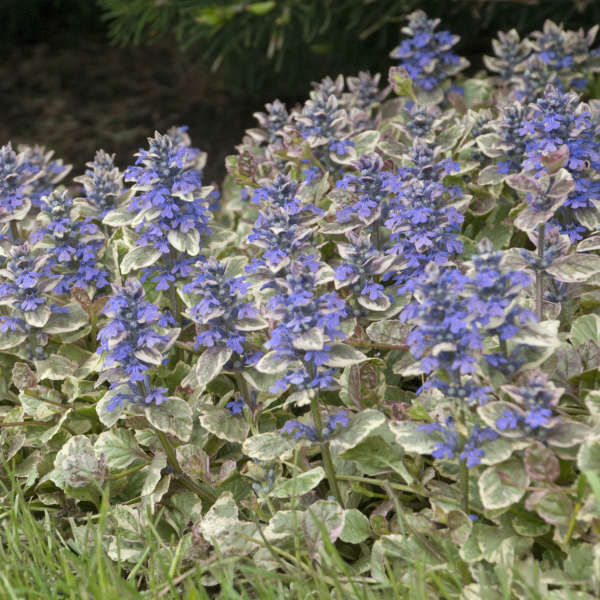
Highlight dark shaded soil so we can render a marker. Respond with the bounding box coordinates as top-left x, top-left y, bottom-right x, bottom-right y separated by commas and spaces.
0, 38, 263, 185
